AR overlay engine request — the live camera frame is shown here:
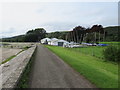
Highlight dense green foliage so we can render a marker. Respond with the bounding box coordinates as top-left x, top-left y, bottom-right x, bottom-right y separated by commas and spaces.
103, 46, 120, 62
45, 45, 118, 88
24, 28, 46, 42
